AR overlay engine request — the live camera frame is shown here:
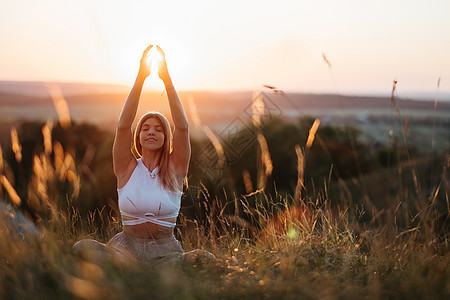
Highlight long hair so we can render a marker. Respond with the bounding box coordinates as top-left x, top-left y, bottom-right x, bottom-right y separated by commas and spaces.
133, 112, 180, 192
